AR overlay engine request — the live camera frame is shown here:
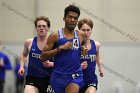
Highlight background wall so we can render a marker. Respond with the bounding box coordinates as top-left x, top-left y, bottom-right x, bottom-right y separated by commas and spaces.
0, 0, 140, 93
